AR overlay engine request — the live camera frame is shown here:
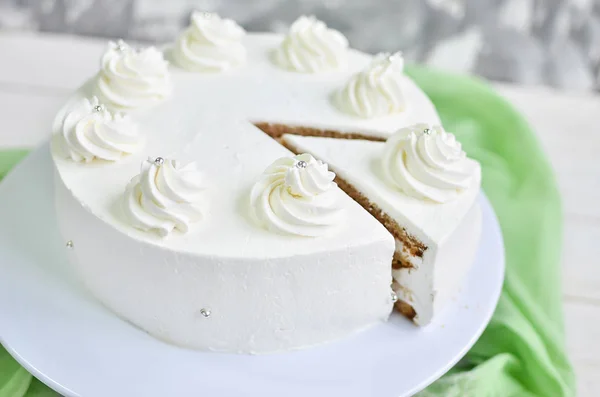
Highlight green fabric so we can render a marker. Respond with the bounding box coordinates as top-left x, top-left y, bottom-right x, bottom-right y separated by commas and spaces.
0, 150, 28, 181
407, 67, 576, 397
0, 68, 575, 397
